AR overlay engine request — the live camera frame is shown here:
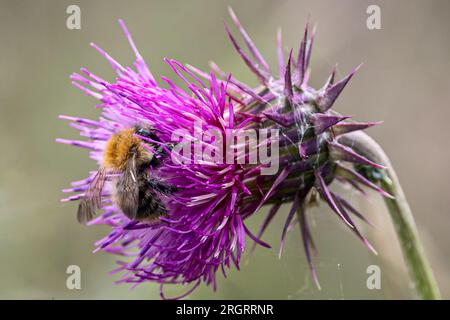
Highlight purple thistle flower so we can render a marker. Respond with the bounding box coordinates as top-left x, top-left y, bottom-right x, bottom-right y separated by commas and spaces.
57, 10, 393, 298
